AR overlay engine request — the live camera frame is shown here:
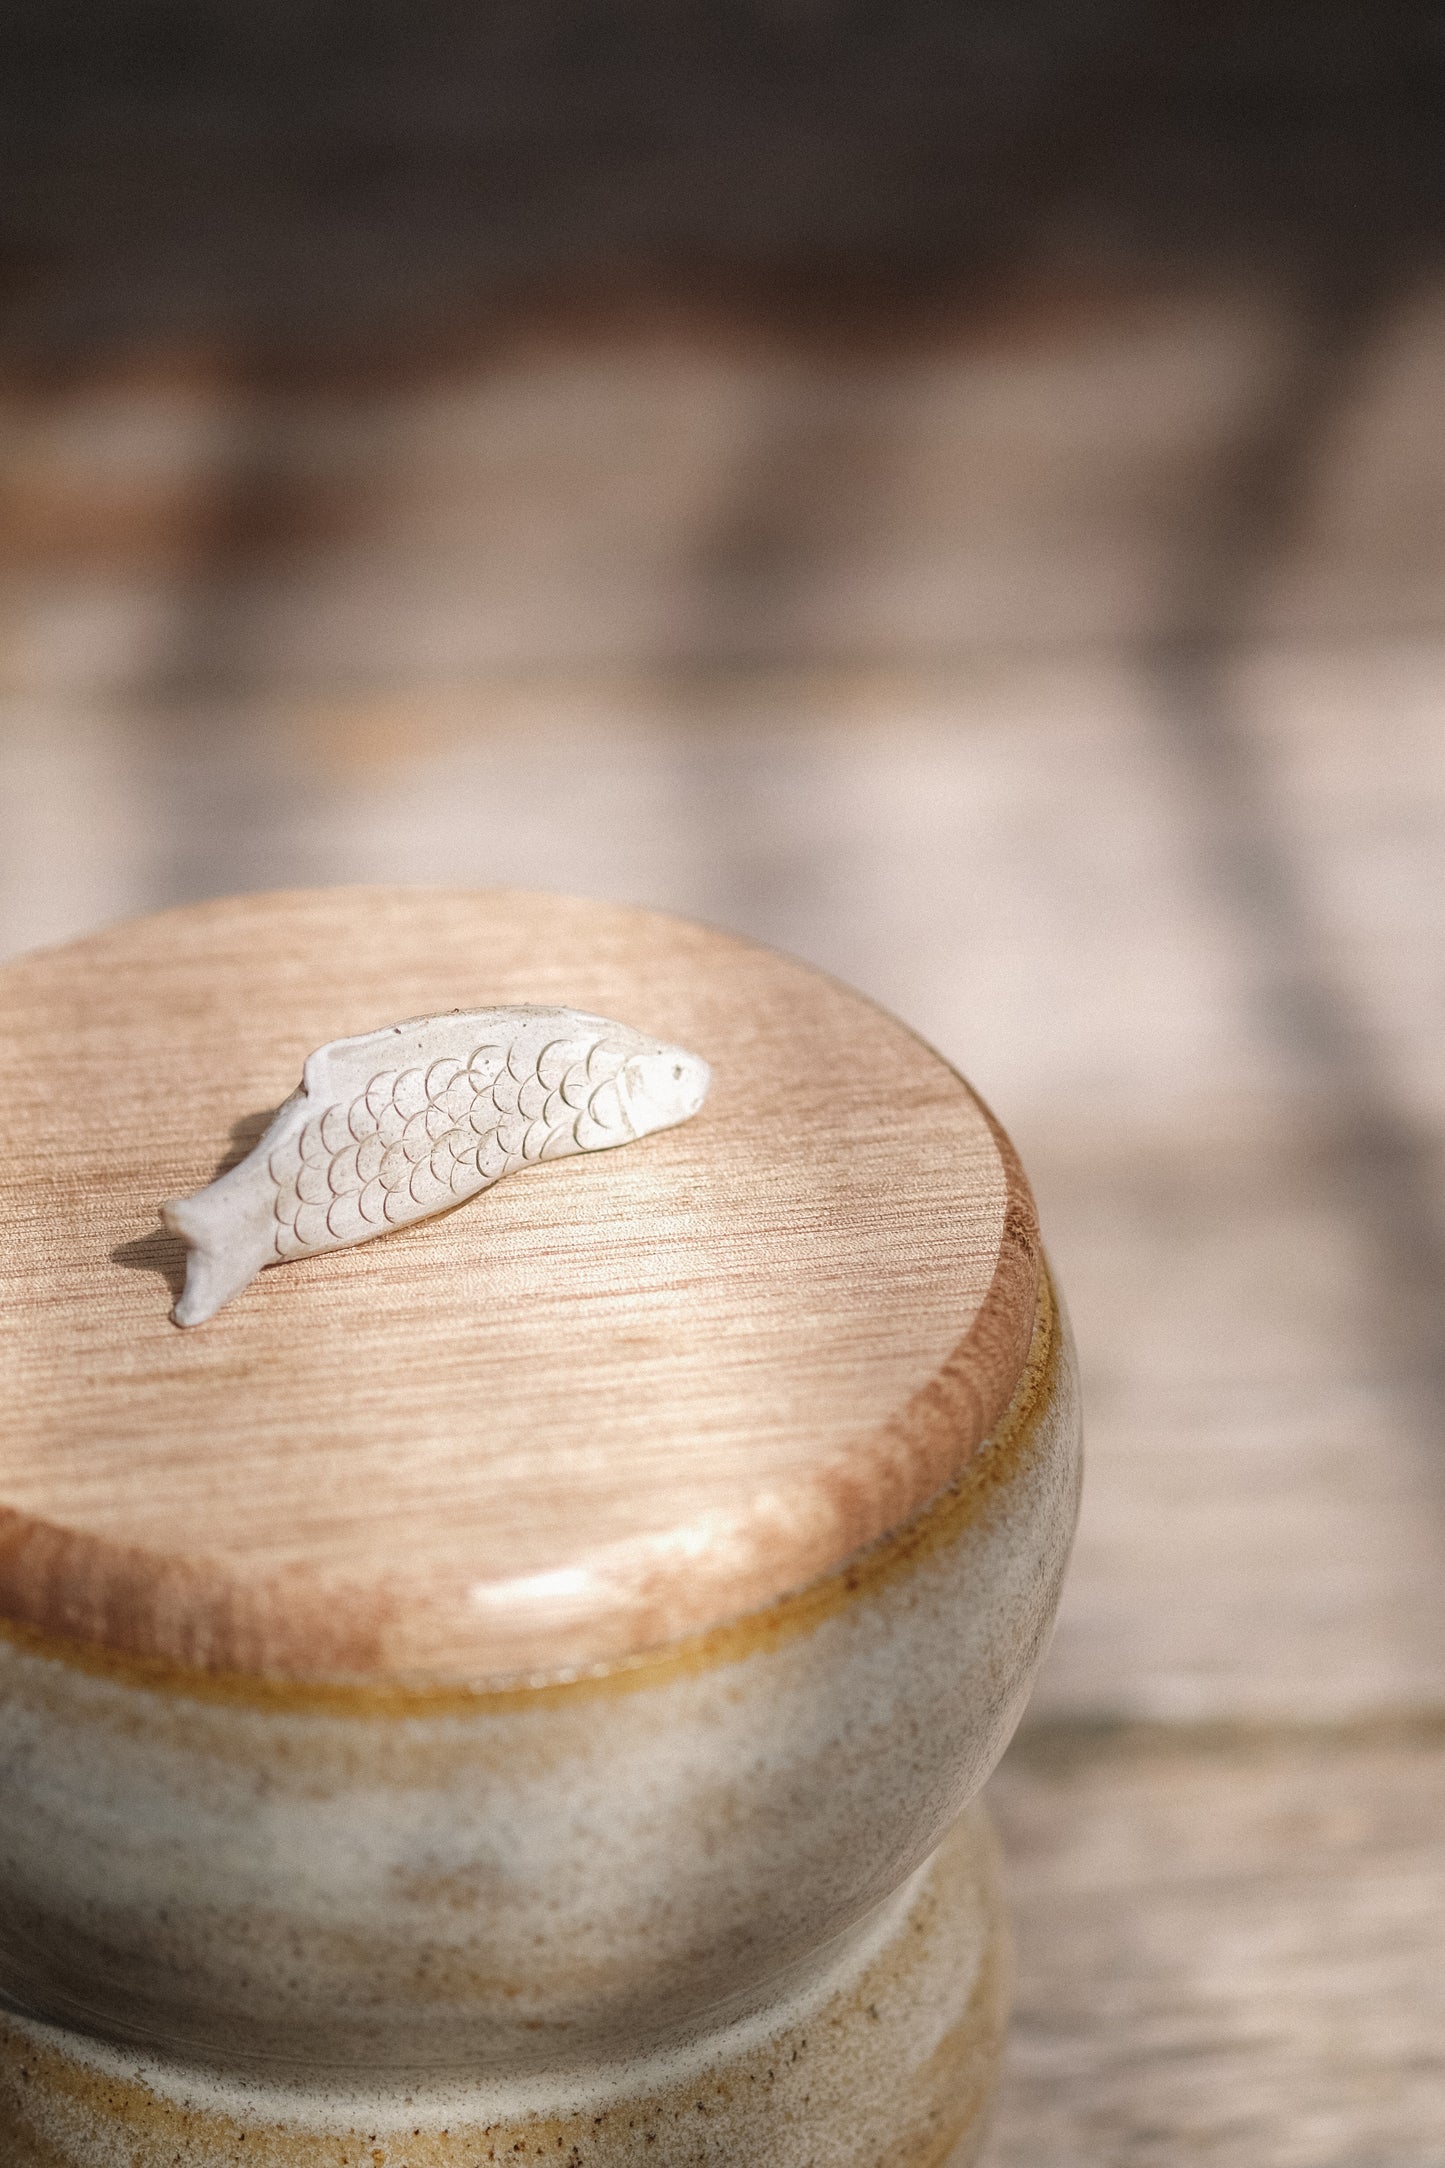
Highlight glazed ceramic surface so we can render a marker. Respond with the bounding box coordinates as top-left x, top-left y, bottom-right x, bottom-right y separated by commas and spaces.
0, 1806, 1008, 2168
